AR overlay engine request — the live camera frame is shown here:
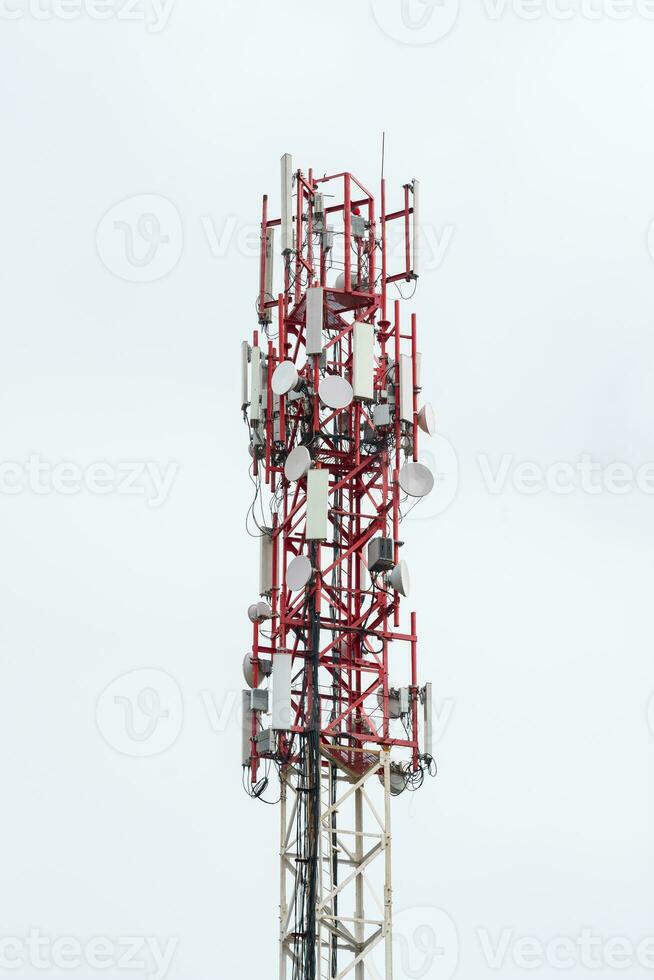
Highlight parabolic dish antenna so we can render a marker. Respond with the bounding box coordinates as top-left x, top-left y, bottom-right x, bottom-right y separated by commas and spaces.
388, 561, 410, 598
284, 446, 311, 482
319, 375, 353, 411
378, 768, 406, 796
248, 600, 273, 624
376, 687, 402, 719
272, 360, 300, 396
417, 403, 436, 437
287, 555, 313, 591
399, 461, 434, 498
242, 653, 271, 688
